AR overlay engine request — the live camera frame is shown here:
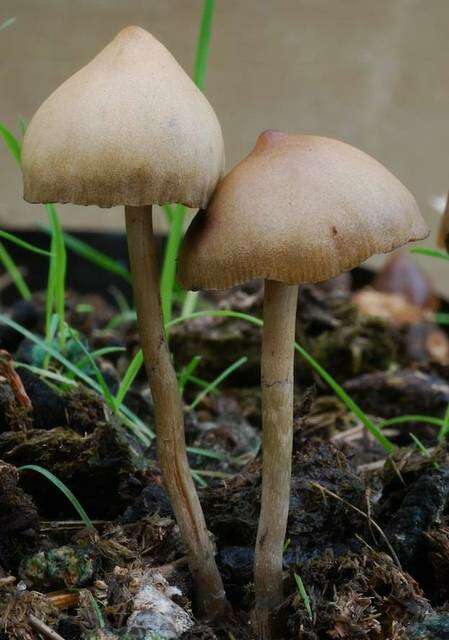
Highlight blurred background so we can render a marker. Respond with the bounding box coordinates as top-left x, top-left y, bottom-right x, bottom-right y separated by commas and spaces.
0, 0, 447, 290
